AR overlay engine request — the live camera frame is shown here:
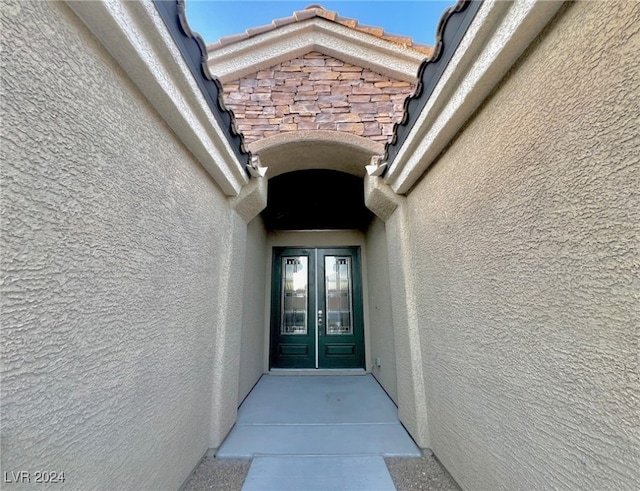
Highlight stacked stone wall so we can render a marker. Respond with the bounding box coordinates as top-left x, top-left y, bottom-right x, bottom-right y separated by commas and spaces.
222, 51, 416, 145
